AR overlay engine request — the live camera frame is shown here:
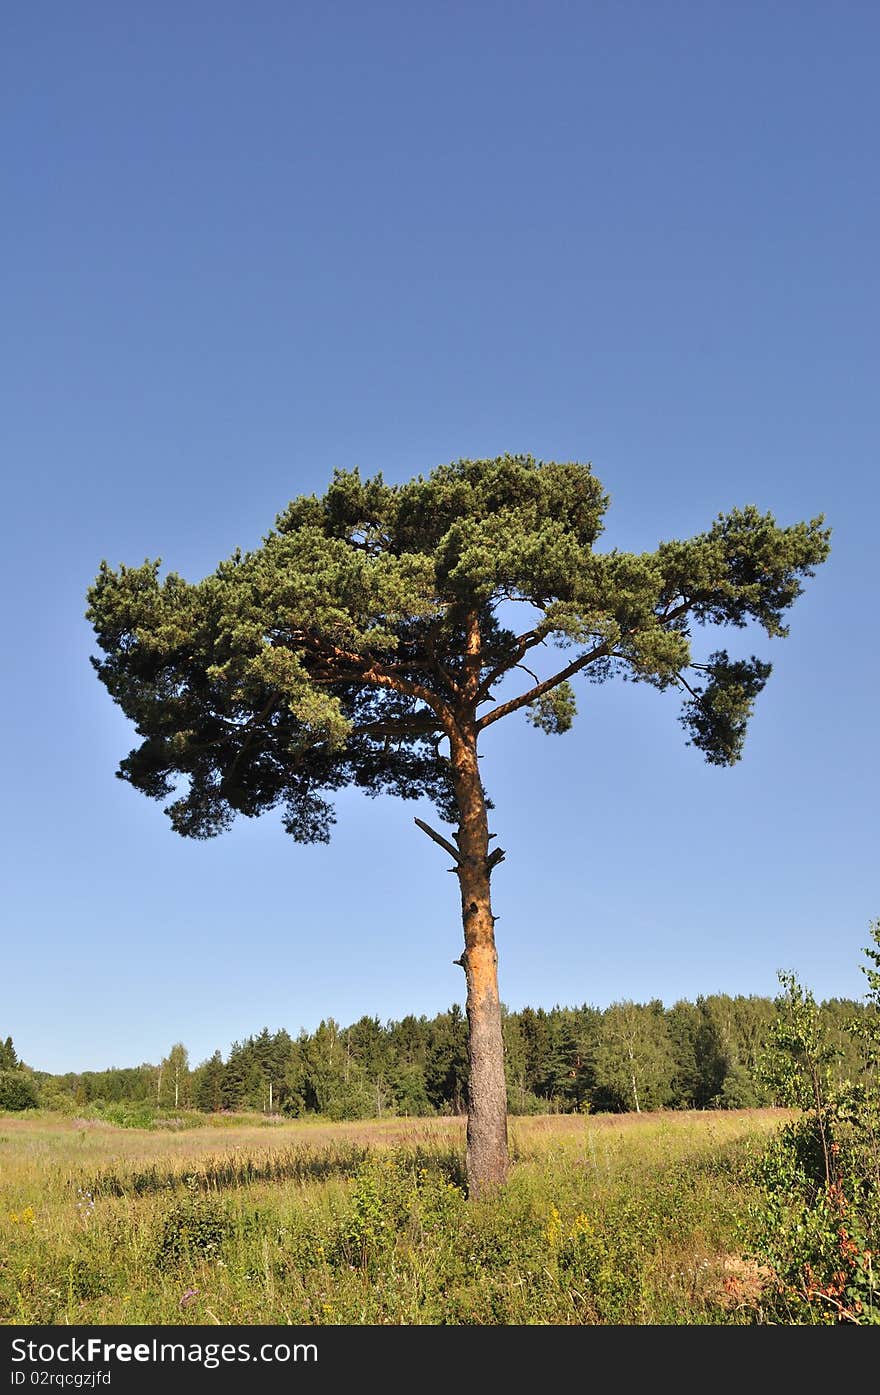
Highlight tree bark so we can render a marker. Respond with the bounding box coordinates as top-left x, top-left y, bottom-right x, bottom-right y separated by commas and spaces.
450, 728, 509, 1195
